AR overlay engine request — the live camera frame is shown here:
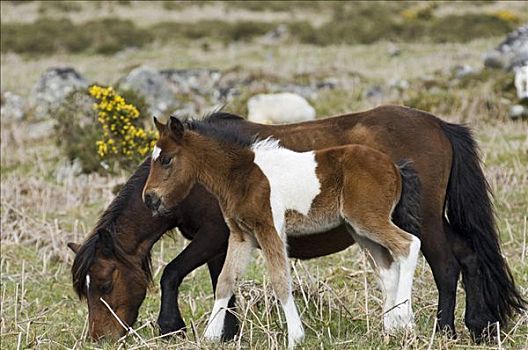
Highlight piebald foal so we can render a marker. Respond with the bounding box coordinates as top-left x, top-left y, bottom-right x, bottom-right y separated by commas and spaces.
143, 117, 421, 348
